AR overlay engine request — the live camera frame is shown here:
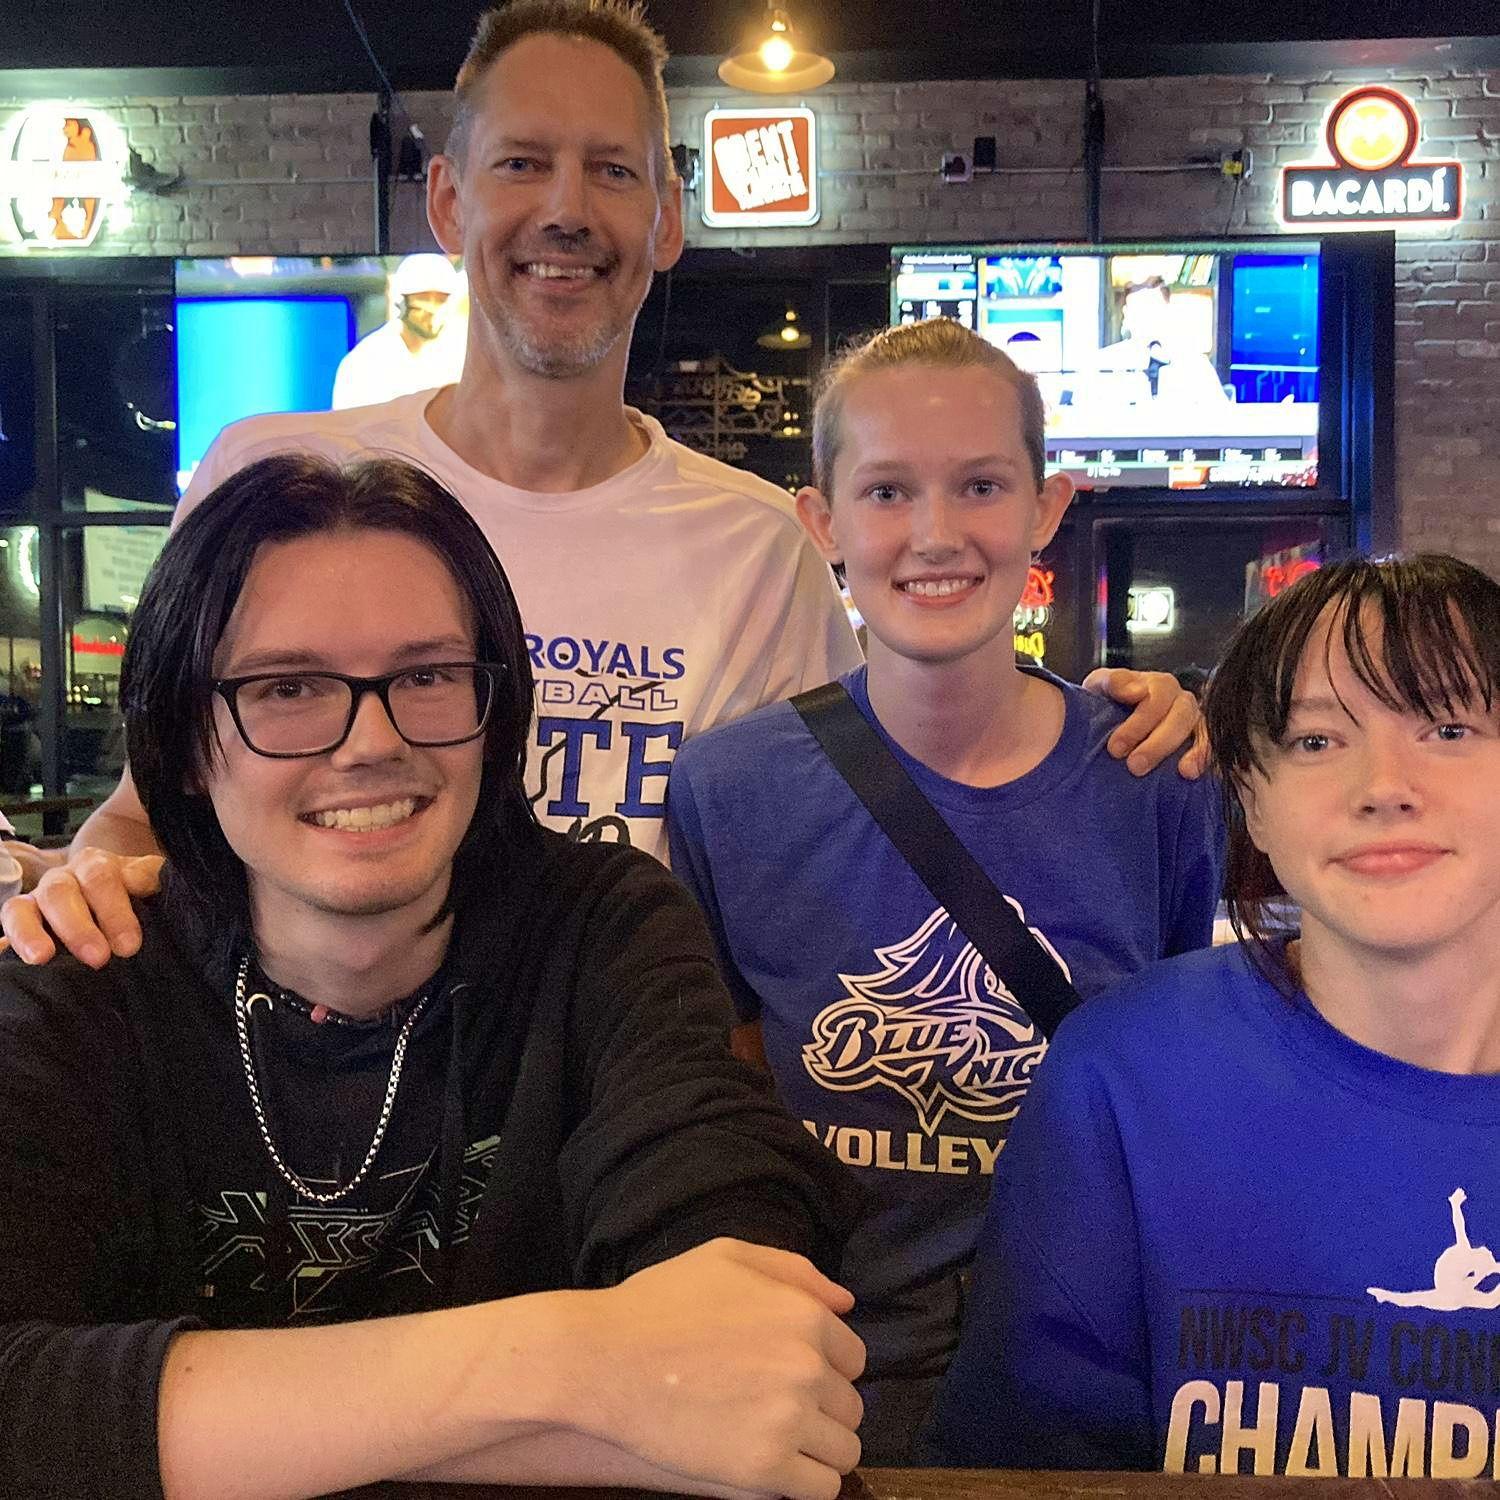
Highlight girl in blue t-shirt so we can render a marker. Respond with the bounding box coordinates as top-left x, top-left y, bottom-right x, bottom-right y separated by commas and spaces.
931, 553, 1500, 1476
666, 319, 1222, 1461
